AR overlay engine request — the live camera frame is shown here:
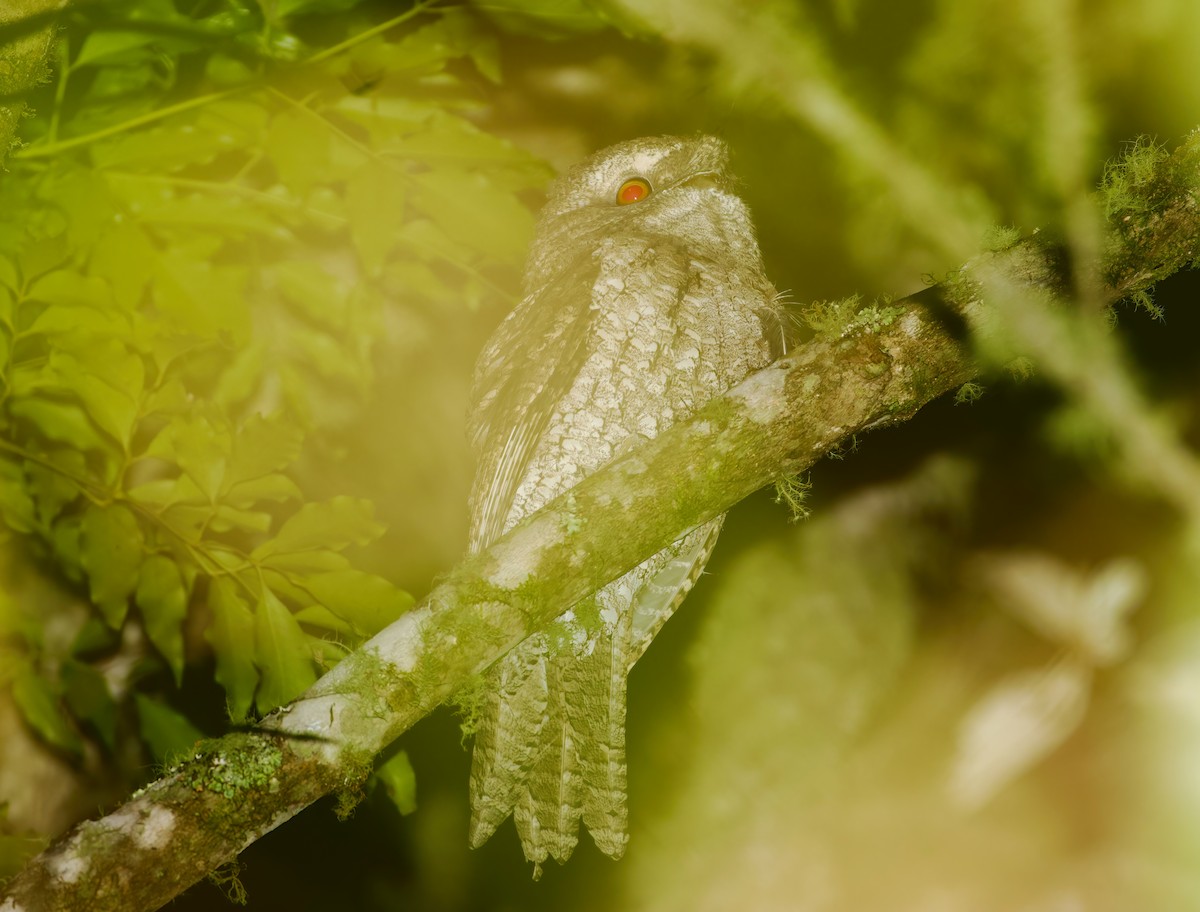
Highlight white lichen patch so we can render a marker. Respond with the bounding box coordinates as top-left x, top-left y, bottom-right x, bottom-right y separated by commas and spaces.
1, 897, 26, 911
134, 805, 177, 850
367, 606, 431, 674
47, 846, 89, 885
487, 519, 567, 589
731, 365, 787, 424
